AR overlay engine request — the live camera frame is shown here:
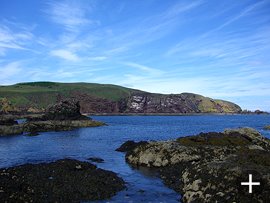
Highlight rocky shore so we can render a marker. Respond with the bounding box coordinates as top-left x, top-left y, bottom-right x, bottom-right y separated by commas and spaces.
120, 128, 270, 202
0, 99, 105, 136
0, 159, 125, 202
